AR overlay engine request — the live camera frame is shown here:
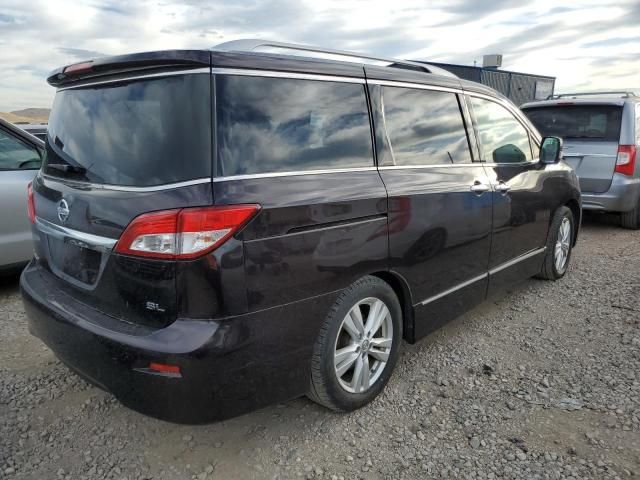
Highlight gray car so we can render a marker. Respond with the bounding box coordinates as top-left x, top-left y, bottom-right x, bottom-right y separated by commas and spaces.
522, 92, 640, 228
0, 118, 44, 271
